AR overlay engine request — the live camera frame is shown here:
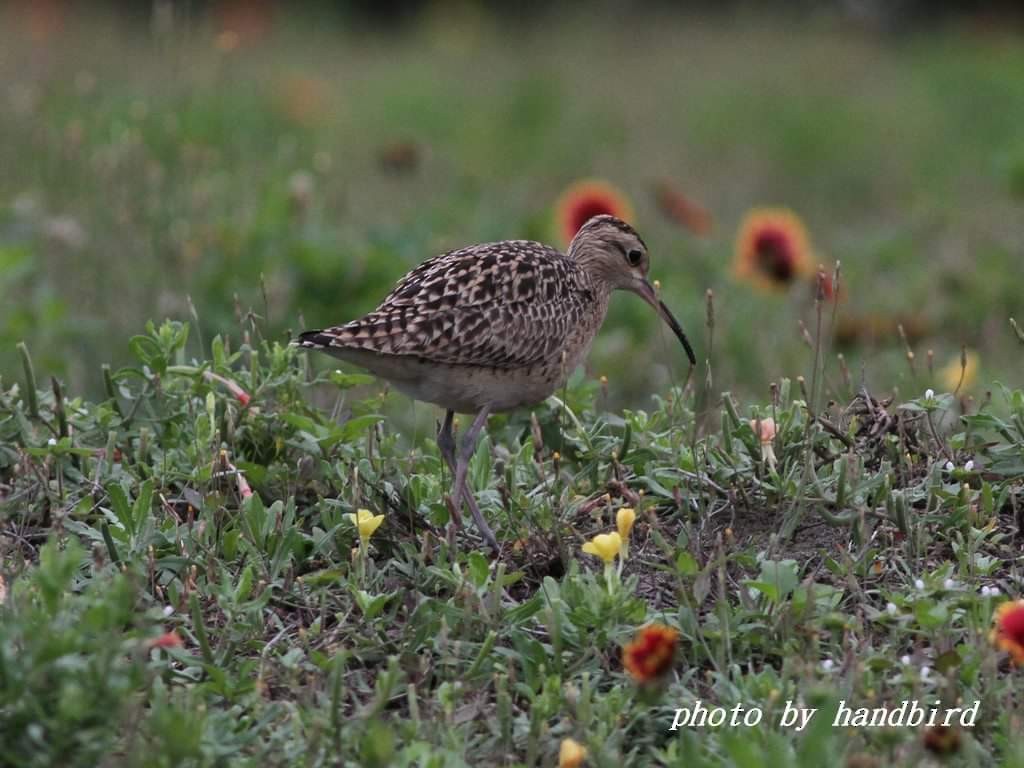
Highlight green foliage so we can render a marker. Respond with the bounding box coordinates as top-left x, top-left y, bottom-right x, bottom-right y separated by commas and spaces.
0, 541, 147, 768
2, 321, 1023, 765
